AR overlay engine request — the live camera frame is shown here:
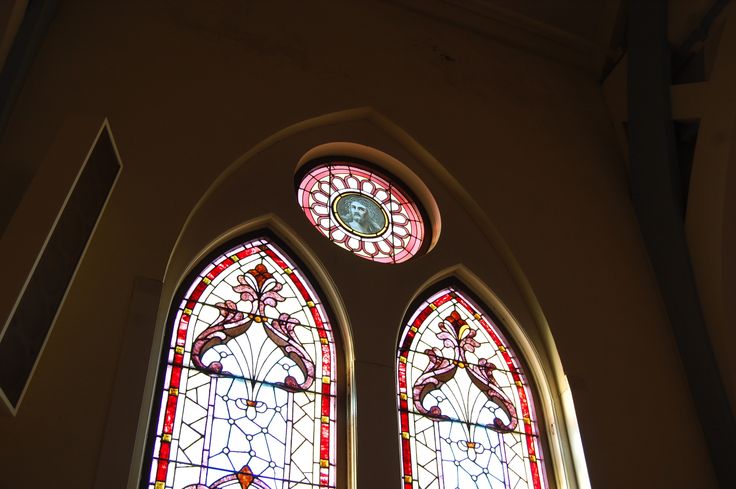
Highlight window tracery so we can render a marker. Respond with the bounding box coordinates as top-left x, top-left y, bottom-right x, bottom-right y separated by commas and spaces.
397, 285, 547, 489
144, 236, 337, 489
296, 159, 427, 263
